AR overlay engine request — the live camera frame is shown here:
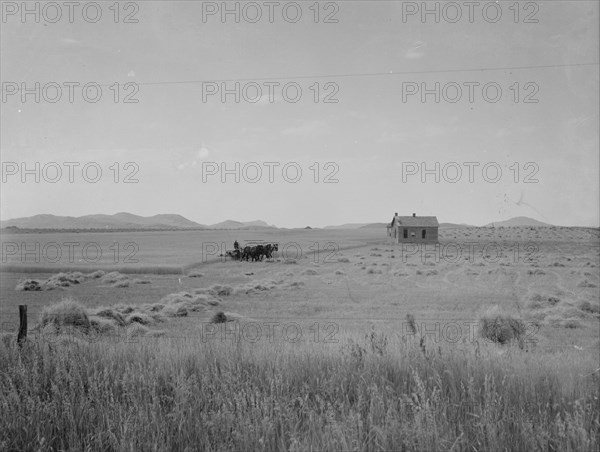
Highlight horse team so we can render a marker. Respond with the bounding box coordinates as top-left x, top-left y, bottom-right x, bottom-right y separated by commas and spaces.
225, 242, 279, 262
